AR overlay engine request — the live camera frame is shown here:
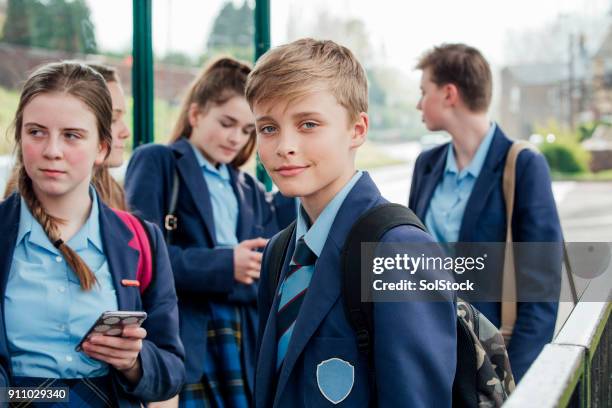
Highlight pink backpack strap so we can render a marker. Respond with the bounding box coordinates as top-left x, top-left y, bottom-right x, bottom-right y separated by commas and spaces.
111, 209, 153, 294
